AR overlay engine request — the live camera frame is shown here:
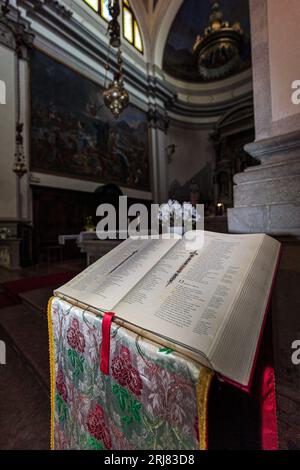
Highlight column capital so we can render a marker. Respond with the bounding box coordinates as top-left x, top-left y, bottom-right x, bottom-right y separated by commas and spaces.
0, 4, 34, 59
